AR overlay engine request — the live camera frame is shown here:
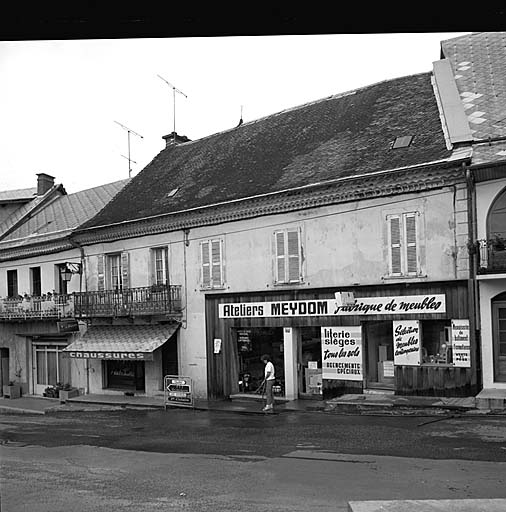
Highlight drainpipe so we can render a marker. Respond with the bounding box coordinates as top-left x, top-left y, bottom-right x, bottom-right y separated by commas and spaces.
466, 164, 481, 391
